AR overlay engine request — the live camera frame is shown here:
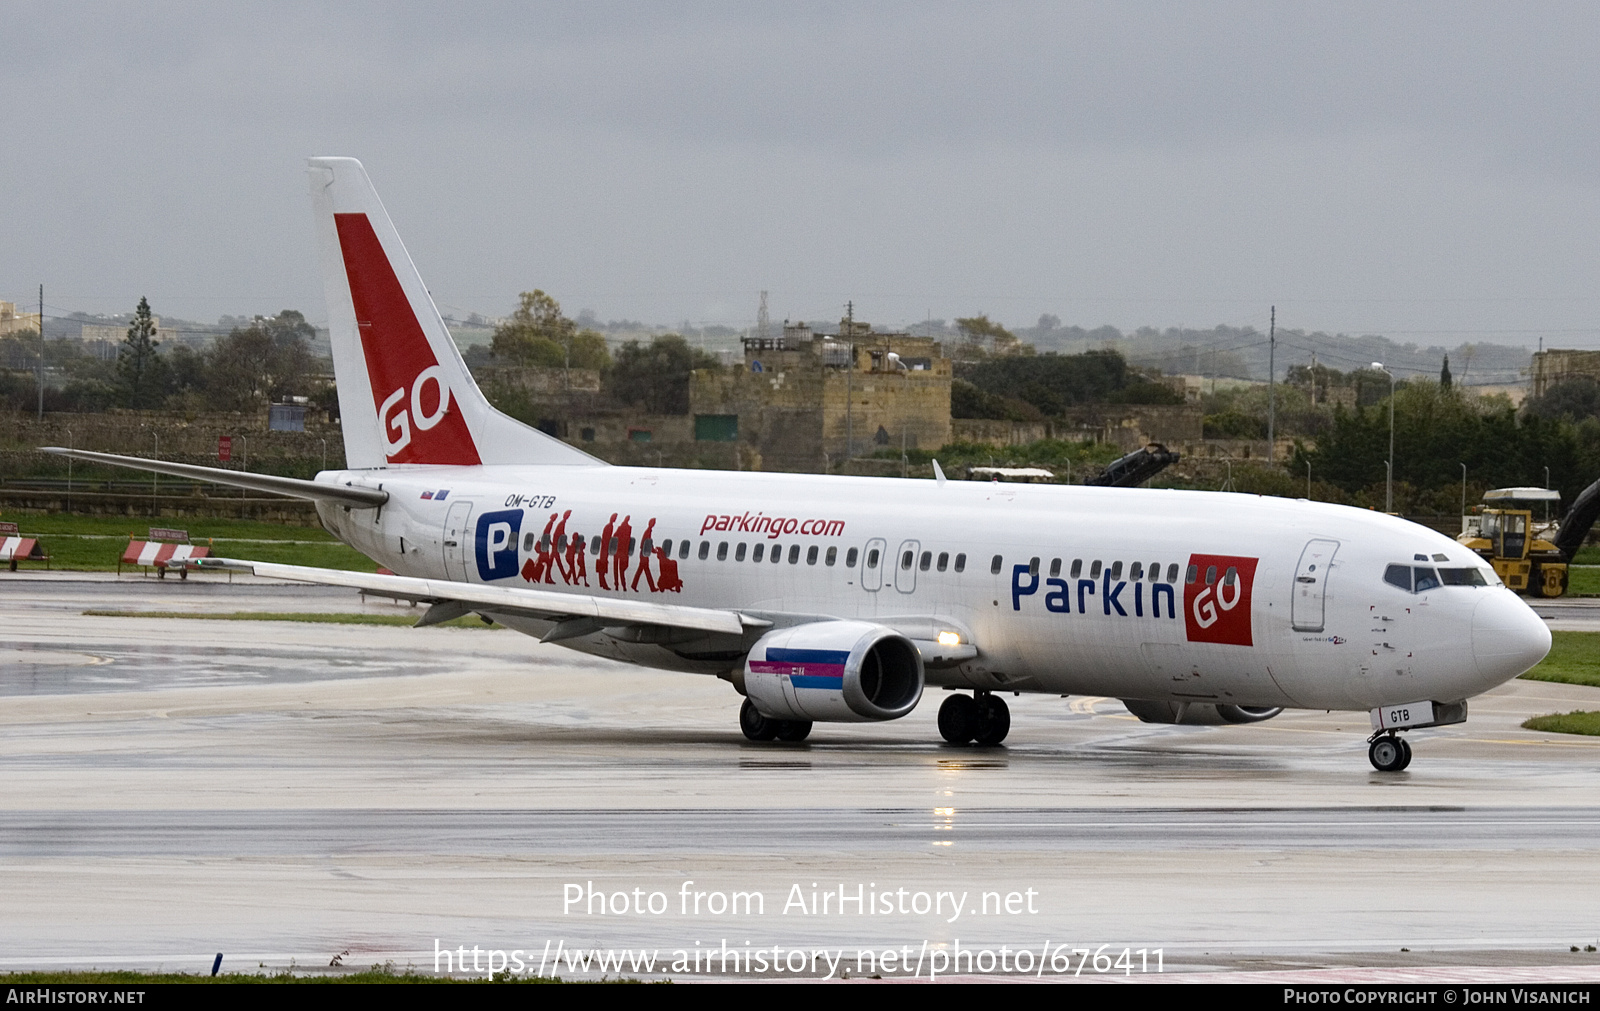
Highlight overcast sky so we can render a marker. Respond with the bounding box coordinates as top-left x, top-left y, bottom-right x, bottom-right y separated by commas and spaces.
3, 2, 1598, 346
